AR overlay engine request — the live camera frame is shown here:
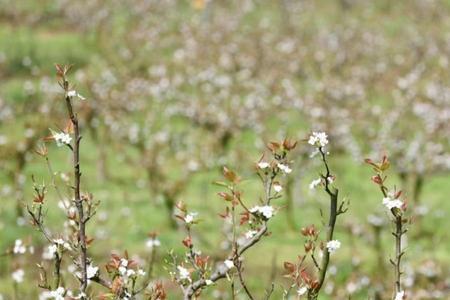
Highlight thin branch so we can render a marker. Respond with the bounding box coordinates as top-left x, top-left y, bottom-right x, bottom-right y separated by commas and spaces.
53, 252, 62, 289
236, 261, 254, 300
308, 147, 341, 300
63, 79, 88, 296
311, 253, 321, 272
